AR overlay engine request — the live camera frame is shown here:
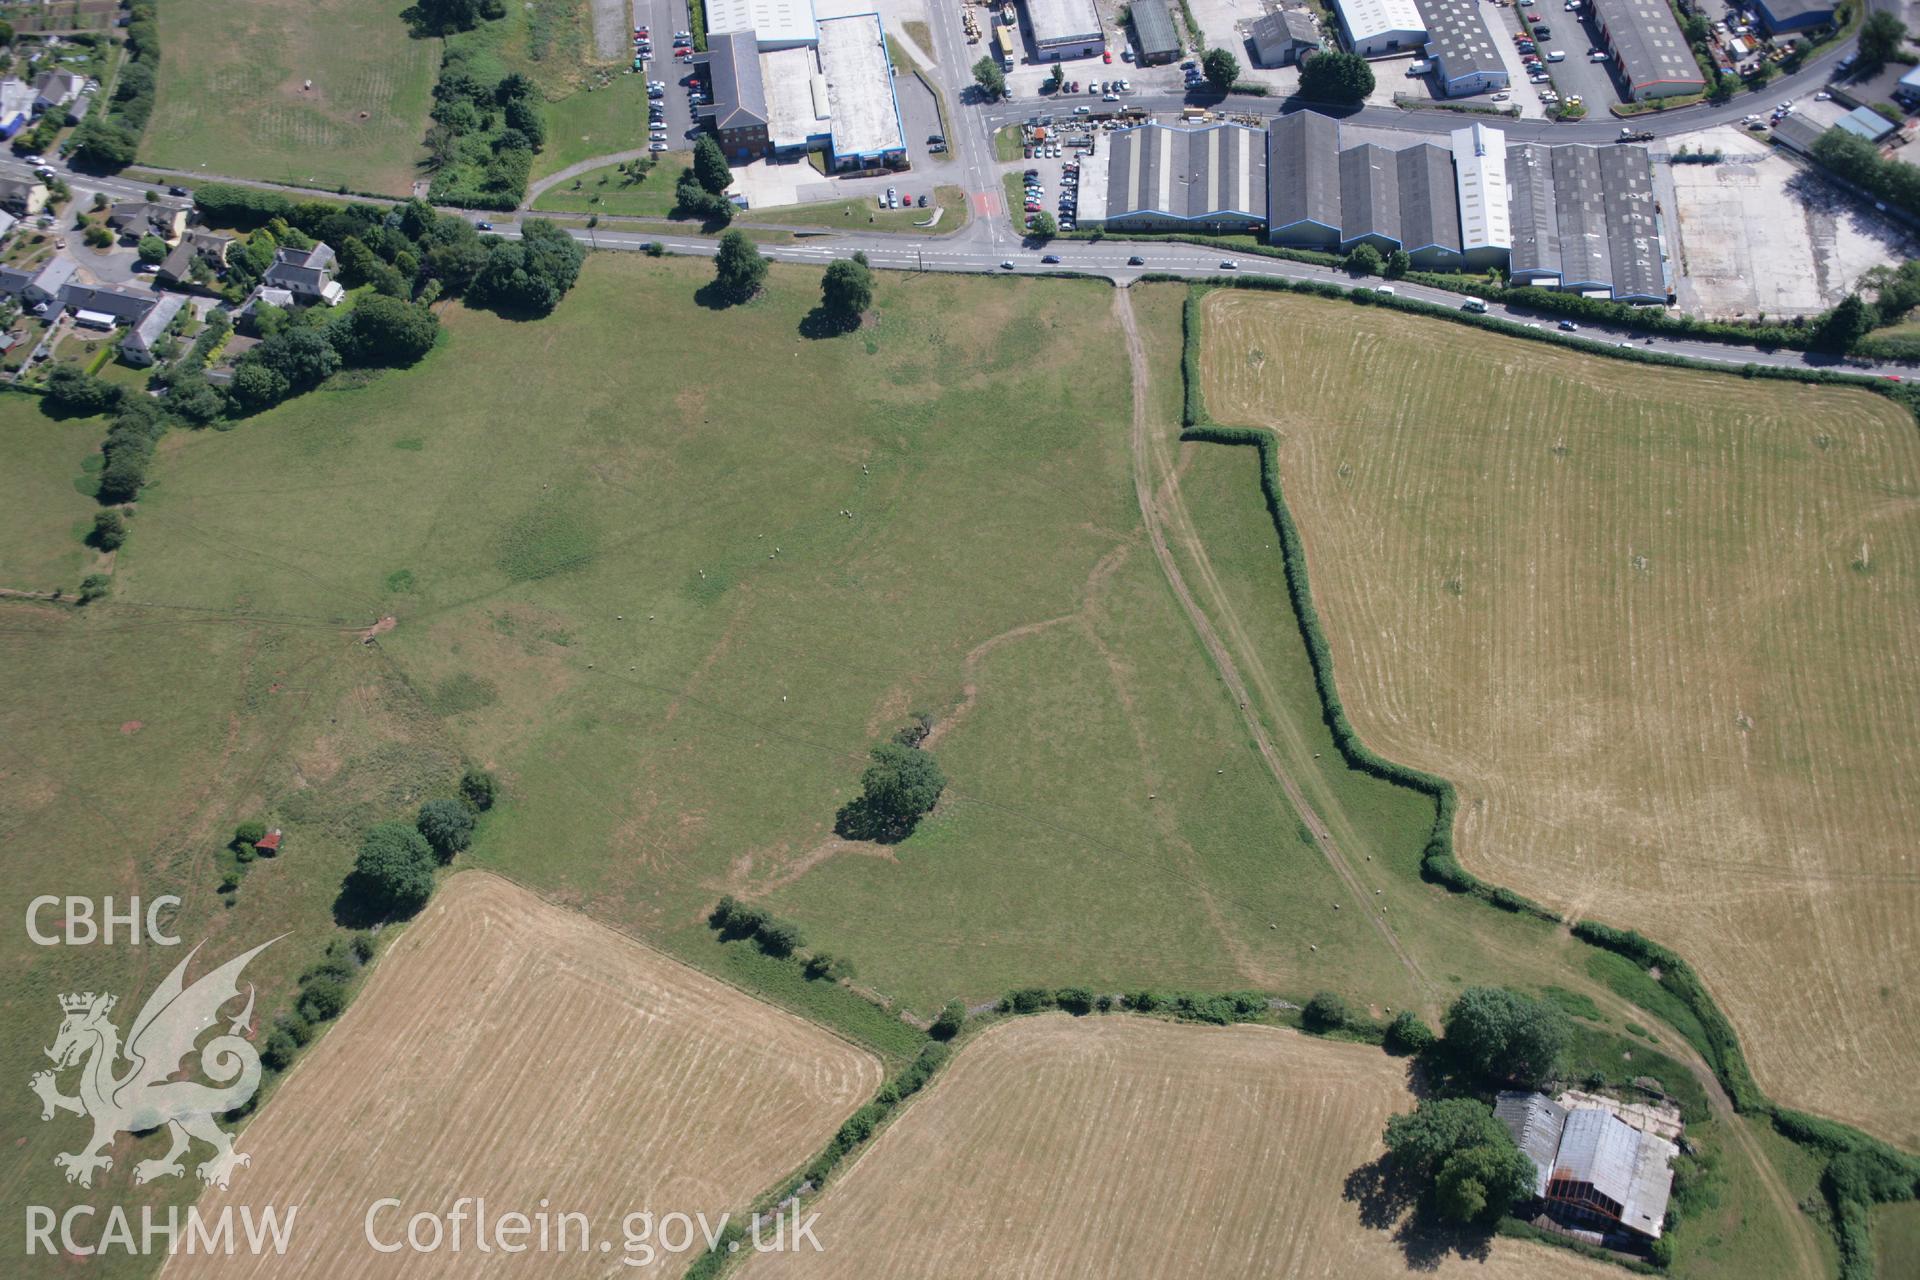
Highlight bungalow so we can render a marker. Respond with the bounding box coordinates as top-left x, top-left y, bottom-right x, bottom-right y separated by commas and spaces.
32, 69, 84, 114
0, 176, 50, 217
262, 242, 345, 306
119, 293, 185, 366
108, 200, 189, 244
158, 228, 236, 285
59, 283, 163, 327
